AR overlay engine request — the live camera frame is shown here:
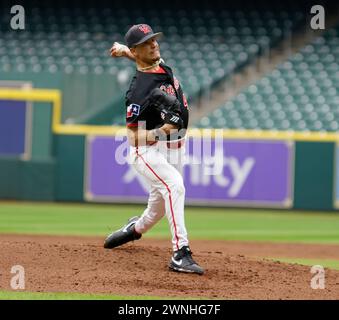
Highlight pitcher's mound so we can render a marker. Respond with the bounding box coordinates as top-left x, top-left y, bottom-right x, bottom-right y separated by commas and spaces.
0, 234, 338, 299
